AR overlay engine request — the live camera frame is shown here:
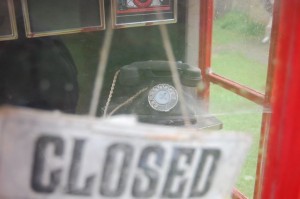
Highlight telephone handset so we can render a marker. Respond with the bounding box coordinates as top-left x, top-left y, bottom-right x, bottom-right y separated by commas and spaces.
118, 60, 201, 87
